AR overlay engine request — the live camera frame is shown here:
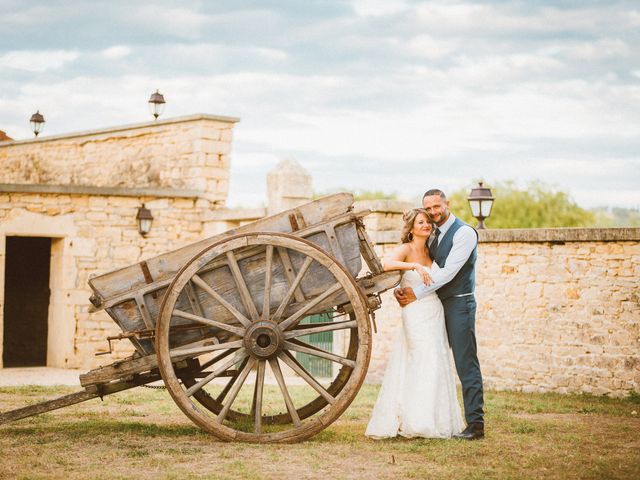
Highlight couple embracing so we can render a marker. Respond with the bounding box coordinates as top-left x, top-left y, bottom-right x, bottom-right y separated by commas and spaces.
366, 189, 485, 441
